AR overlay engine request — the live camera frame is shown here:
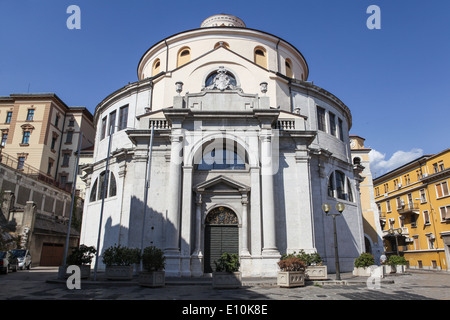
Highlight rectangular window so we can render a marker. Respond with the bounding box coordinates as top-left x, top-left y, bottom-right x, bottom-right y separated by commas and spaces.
317, 106, 326, 132
119, 105, 128, 131
338, 118, 344, 141
65, 131, 73, 144
22, 131, 30, 144
413, 236, 420, 250
26, 109, 34, 121
5, 112, 12, 123
51, 136, 57, 150
60, 175, 67, 187
108, 111, 116, 136
420, 189, 427, 203
1, 133, 7, 147
423, 210, 430, 225
47, 160, 53, 175
101, 117, 107, 140
55, 115, 60, 128
411, 213, 417, 228
17, 156, 25, 170
62, 153, 70, 167
68, 119, 75, 127
329, 112, 336, 137
396, 197, 403, 209
440, 205, 450, 221
433, 163, 439, 173
436, 181, 449, 198
386, 200, 391, 212
438, 161, 445, 171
